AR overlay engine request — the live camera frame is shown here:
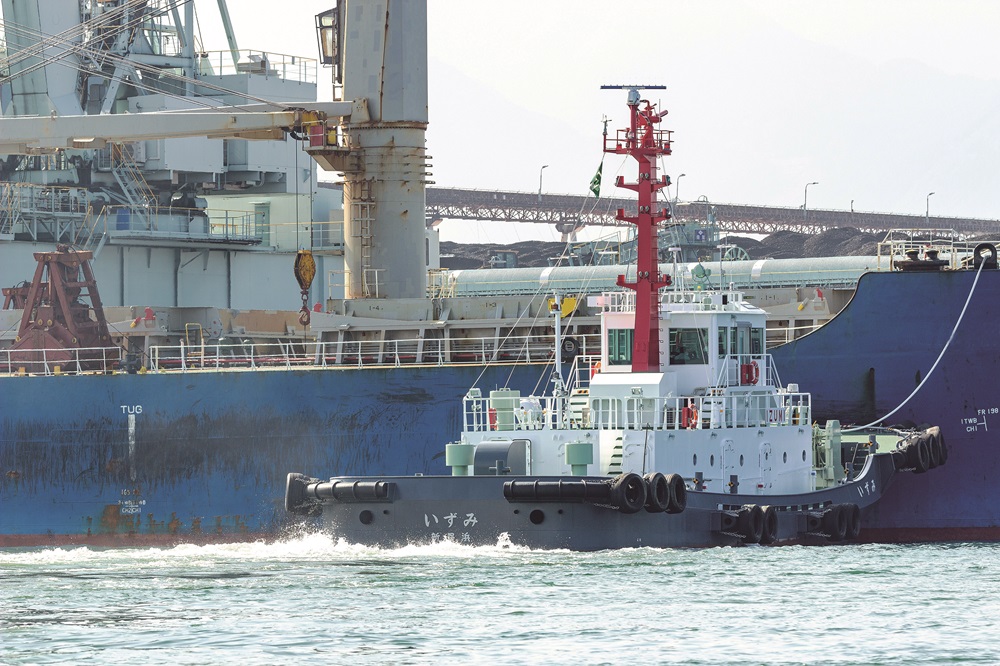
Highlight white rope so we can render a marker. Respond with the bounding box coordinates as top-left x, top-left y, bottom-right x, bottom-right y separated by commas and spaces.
843, 260, 986, 432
